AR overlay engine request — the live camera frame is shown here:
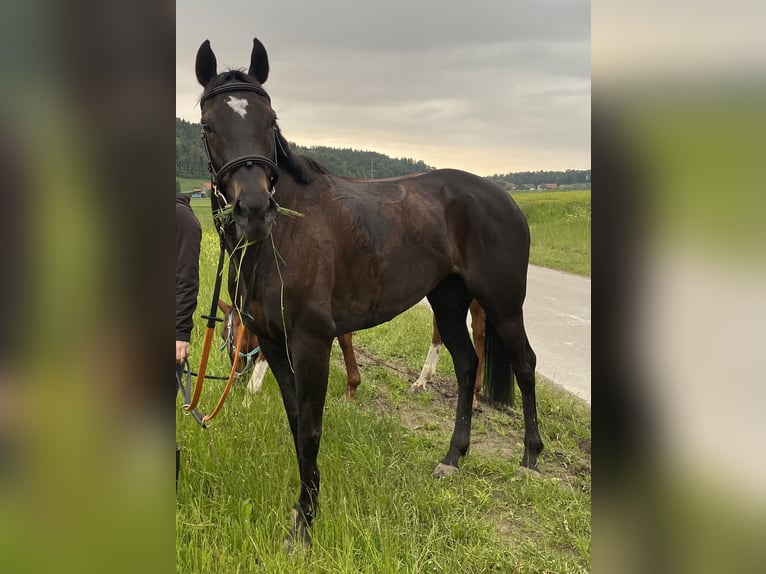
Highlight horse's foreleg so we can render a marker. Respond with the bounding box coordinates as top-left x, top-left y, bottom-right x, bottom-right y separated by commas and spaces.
338, 333, 361, 401
255, 336, 312, 547
246, 357, 269, 394
242, 357, 269, 407
281, 336, 332, 552
412, 316, 442, 391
